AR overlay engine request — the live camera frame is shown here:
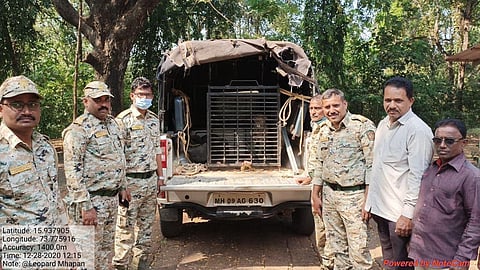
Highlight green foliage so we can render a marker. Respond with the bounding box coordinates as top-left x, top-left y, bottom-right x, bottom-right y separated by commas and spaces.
28, 8, 94, 138
0, 0, 45, 79
302, 0, 348, 88
128, 0, 243, 81
1, 0, 479, 139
